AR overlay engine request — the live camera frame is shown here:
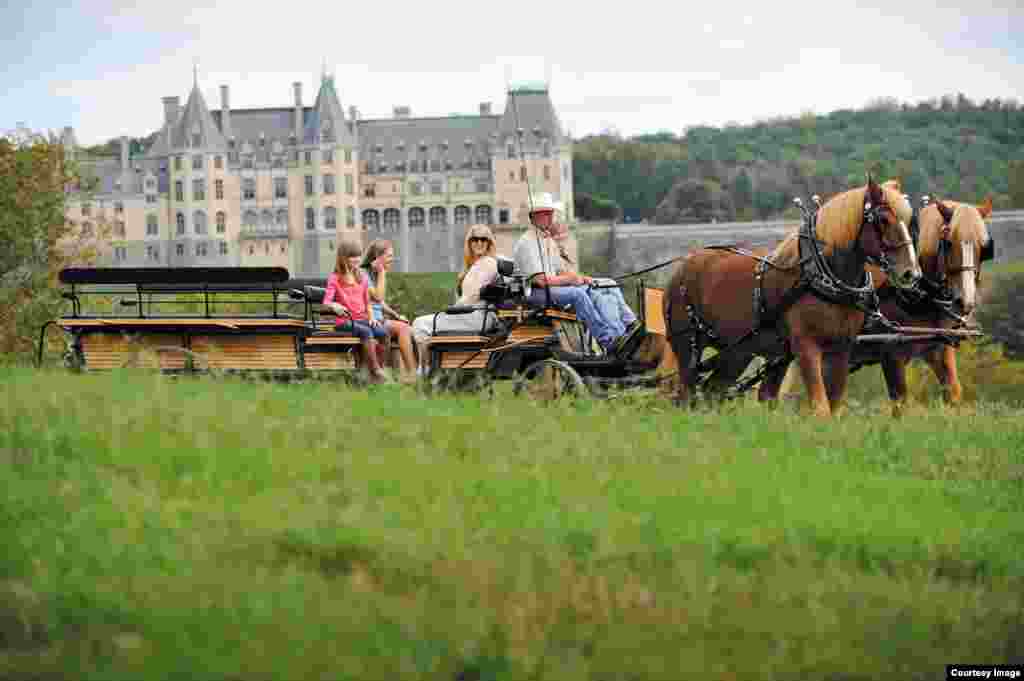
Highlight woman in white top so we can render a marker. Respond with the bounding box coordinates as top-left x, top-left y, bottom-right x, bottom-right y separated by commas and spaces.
412, 224, 500, 373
